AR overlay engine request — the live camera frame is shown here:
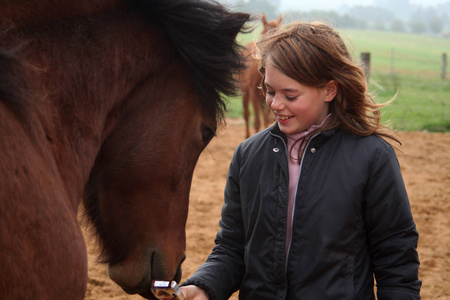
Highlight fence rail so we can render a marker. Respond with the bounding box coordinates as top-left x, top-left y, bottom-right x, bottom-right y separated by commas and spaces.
360, 52, 448, 81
